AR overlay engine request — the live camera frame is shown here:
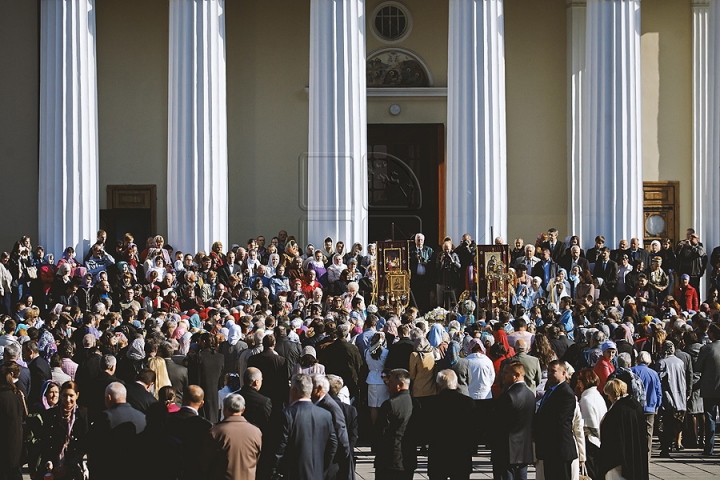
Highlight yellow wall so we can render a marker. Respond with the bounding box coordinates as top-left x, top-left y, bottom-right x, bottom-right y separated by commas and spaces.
0, 0, 39, 250
96, 0, 169, 235
641, 0, 693, 236
505, 0, 568, 243
226, 0, 311, 245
